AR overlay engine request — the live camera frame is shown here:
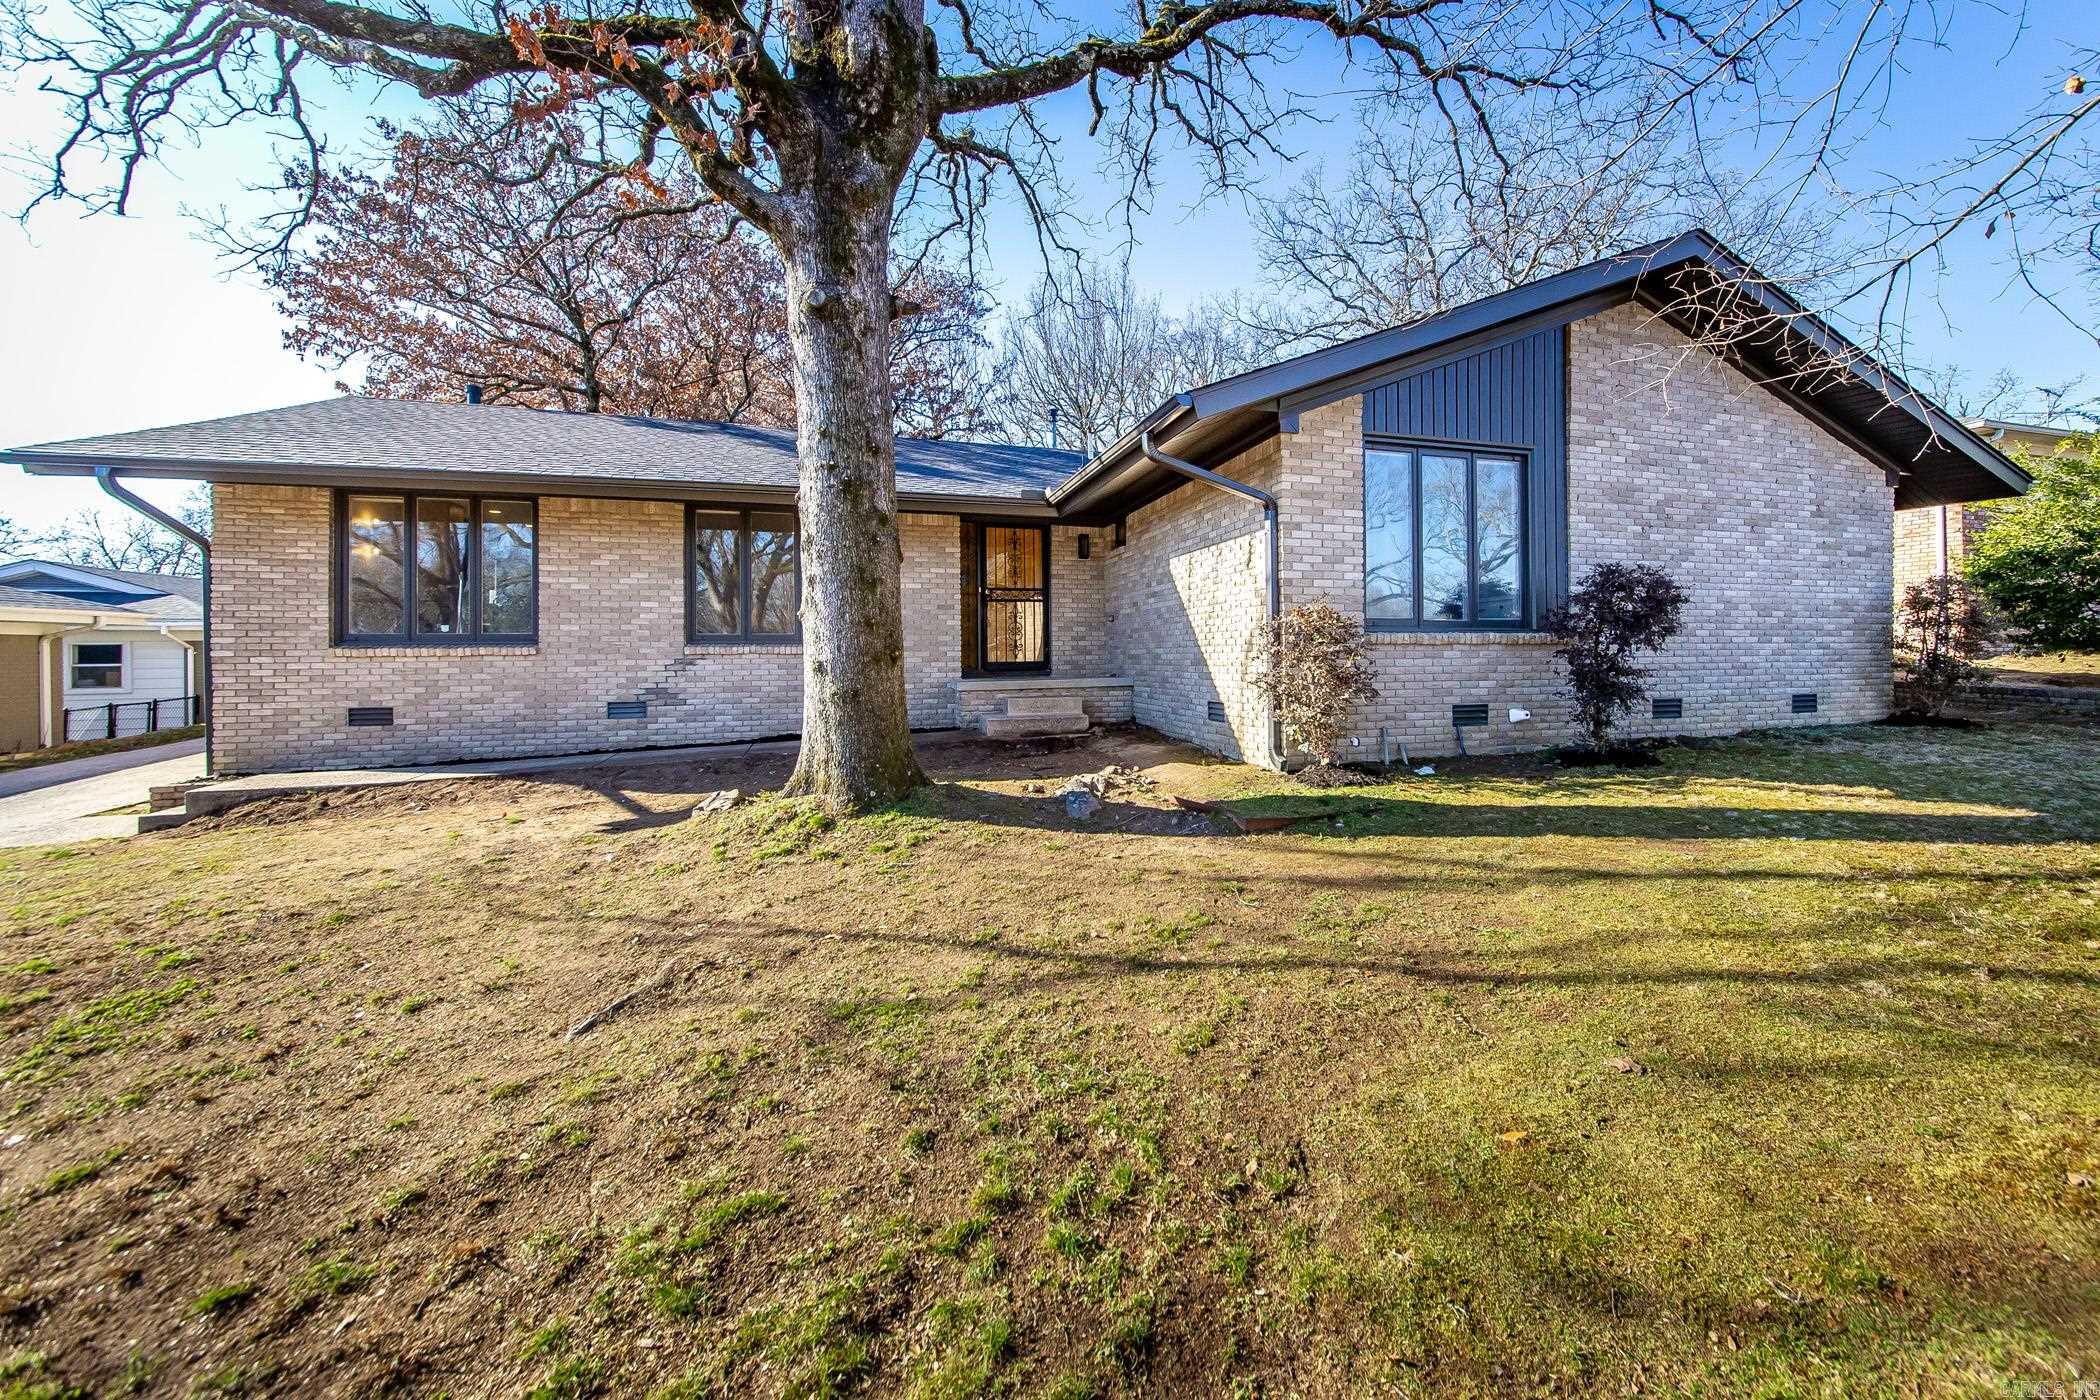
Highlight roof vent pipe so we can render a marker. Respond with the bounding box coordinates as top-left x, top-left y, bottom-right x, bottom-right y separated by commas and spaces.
1048, 407, 1060, 450
465, 383, 483, 405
